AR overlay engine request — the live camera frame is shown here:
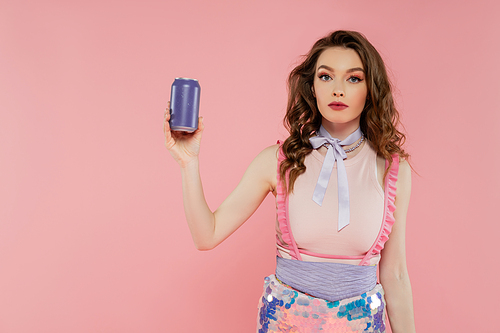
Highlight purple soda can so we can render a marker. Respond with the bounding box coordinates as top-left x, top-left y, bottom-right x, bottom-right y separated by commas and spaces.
169, 77, 200, 132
